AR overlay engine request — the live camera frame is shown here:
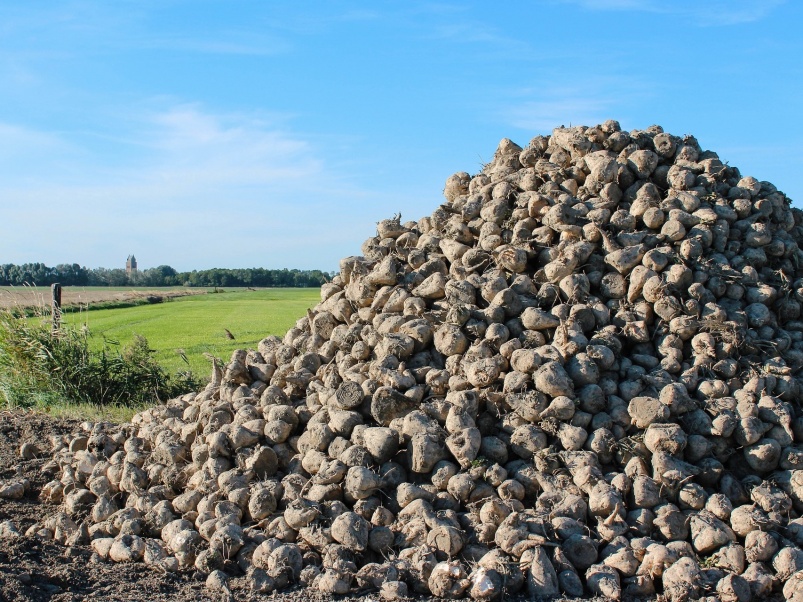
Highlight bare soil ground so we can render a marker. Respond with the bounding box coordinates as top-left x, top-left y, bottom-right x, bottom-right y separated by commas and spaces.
0, 288, 205, 310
